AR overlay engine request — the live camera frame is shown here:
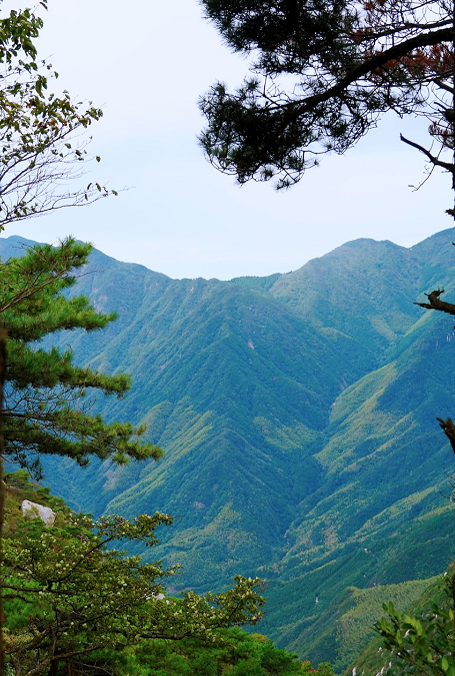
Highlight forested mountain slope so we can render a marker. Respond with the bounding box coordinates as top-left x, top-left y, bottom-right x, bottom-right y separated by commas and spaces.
2, 230, 455, 670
